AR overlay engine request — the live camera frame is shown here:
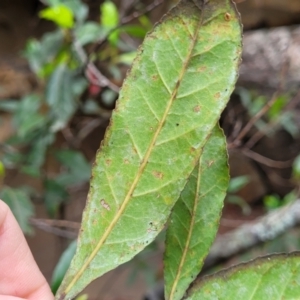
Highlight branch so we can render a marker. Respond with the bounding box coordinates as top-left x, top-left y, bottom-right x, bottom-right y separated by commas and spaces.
230, 91, 279, 148
73, 41, 120, 93
121, 0, 164, 25
244, 89, 300, 149
241, 148, 293, 168
30, 218, 79, 239
204, 199, 300, 269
